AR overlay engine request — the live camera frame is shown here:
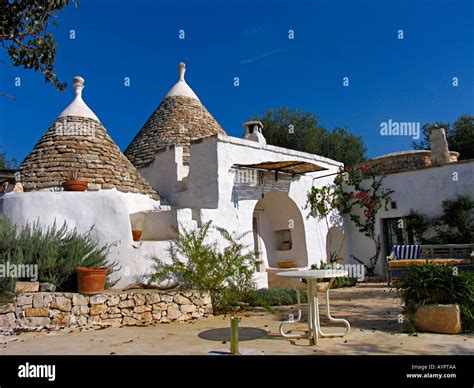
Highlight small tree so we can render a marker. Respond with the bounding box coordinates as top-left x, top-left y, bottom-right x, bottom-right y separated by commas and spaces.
257, 107, 367, 166
149, 221, 259, 312
0, 152, 17, 169
308, 162, 393, 275
0, 0, 78, 95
